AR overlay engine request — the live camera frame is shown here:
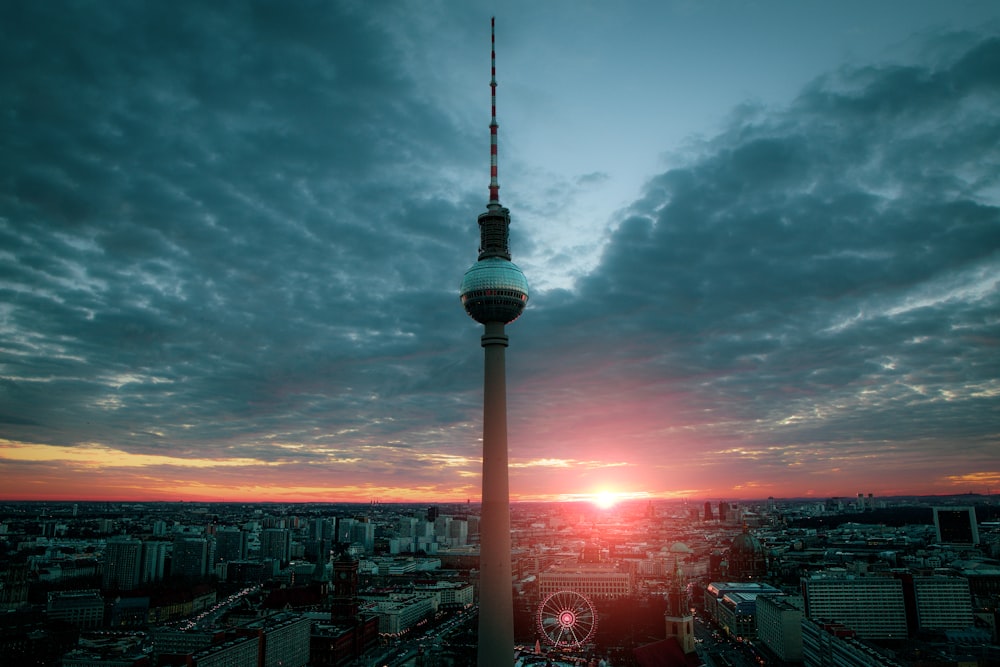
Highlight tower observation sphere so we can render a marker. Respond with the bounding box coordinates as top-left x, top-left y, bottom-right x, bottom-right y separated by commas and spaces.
460, 256, 528, 325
